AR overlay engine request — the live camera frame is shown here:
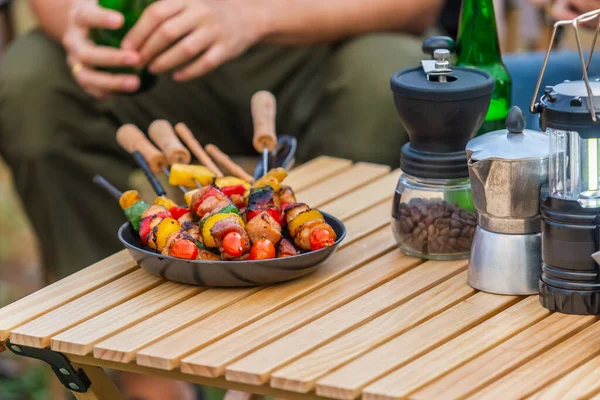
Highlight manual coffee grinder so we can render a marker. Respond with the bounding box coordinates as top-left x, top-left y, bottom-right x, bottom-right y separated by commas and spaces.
466, 106, 549, 295
532, 9, 600, 314
390, 38, 494, 260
